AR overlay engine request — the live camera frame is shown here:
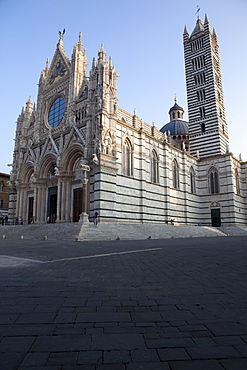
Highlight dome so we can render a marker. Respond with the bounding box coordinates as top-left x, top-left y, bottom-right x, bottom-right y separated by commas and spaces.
160, 120, 189, 136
